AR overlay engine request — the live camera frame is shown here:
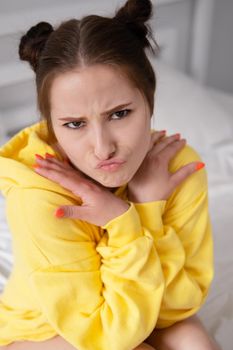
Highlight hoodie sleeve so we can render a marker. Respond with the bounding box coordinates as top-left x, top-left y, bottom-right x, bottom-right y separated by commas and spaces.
5, 187, 165, 350
134, 145, 214, 328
